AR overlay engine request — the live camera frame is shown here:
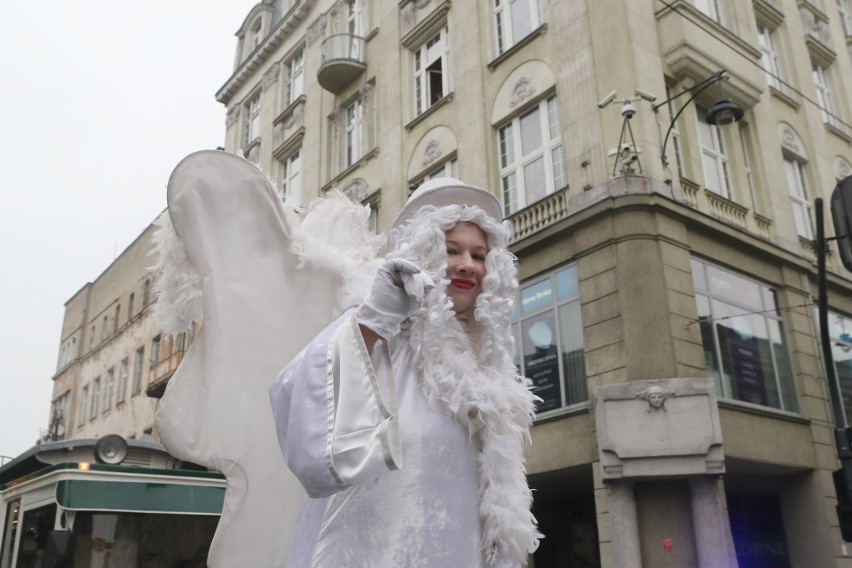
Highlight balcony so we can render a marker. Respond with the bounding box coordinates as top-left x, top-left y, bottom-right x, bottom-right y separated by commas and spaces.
146, 350, 185, 399
318, 34, 366, 94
